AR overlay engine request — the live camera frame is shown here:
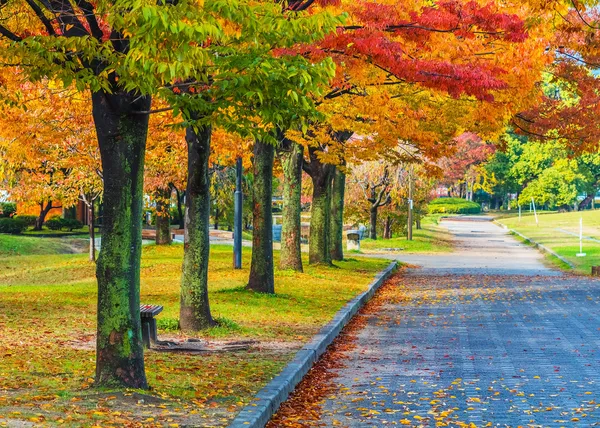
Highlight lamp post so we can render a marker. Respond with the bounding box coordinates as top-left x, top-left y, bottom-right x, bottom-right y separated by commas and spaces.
233, 157, 243, 269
